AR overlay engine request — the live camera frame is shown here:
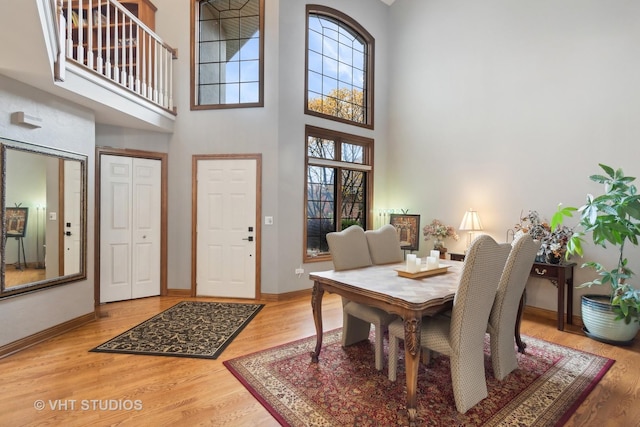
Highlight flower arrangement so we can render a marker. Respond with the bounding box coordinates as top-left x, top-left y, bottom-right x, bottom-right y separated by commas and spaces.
514, 210, 573, 263
423, 219, 459, 250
